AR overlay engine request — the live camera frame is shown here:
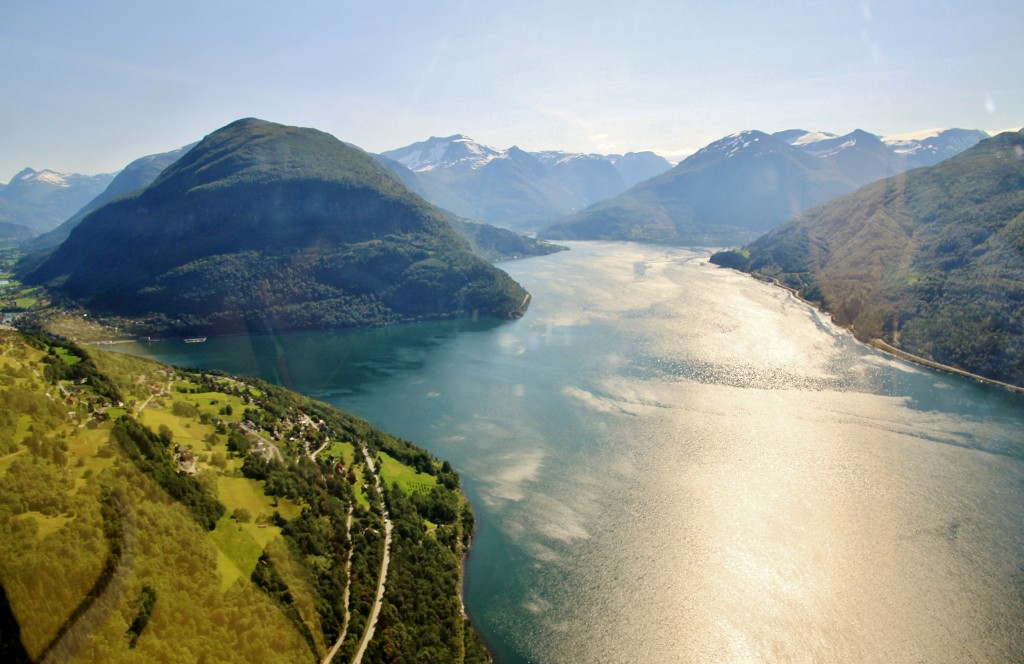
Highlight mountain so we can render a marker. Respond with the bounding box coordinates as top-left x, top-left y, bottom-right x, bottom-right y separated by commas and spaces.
544, 128, 988, 244
882, 128, 992, 168
0, 220, 34, 245
710, 130, 1024, 387
26, 118, 529, 336
0, 168, 114, 235
0, 329, 488, 662
381, 135, 671, 232
27, 144, 196, 251
383, 134, 505, 173
447, 216, 566, 262
607, 151, 679, 187
543, 130, 859, 244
